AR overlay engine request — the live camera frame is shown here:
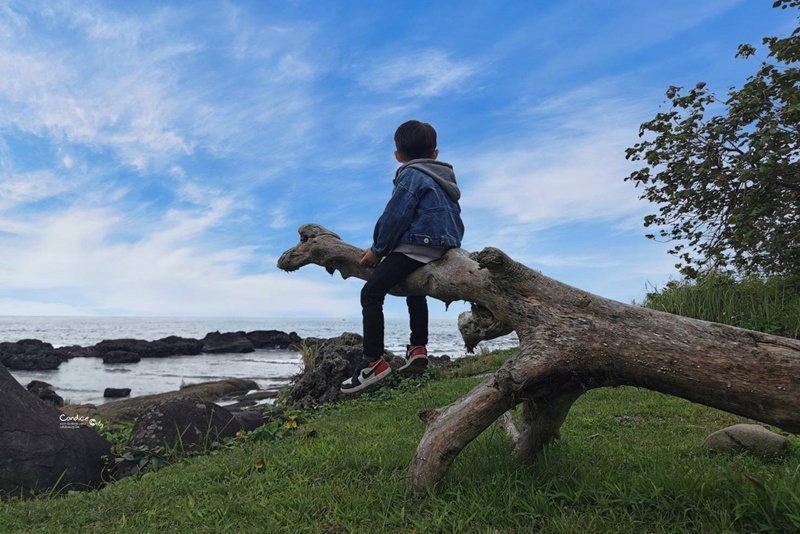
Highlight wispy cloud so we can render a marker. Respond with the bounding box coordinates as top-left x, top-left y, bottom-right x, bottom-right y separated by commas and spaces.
0, 170, 71, 210
0, 2, 320, 174
358, 49, 483, 97
462, 80, 649, 231
0, 202, 356, 316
